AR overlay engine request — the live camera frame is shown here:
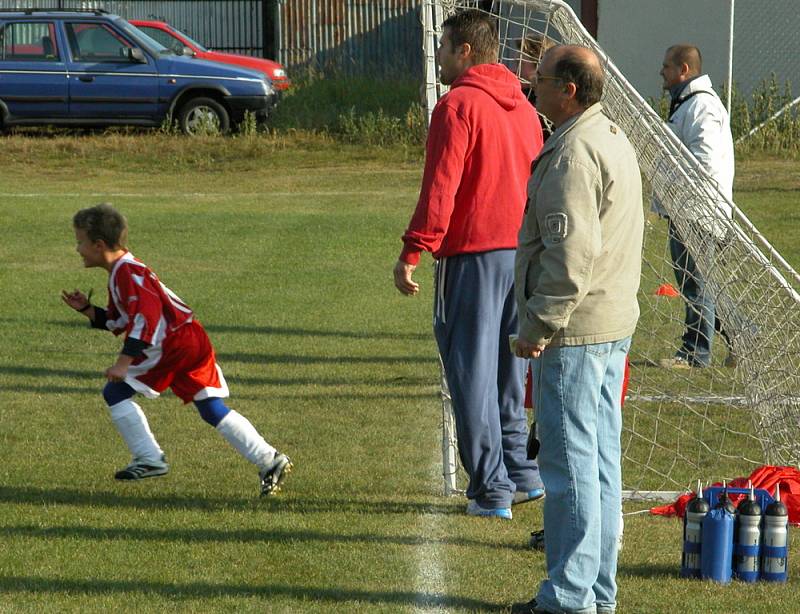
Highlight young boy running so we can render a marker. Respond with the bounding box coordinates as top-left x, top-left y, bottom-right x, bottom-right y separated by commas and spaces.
62, 203, 292, 496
